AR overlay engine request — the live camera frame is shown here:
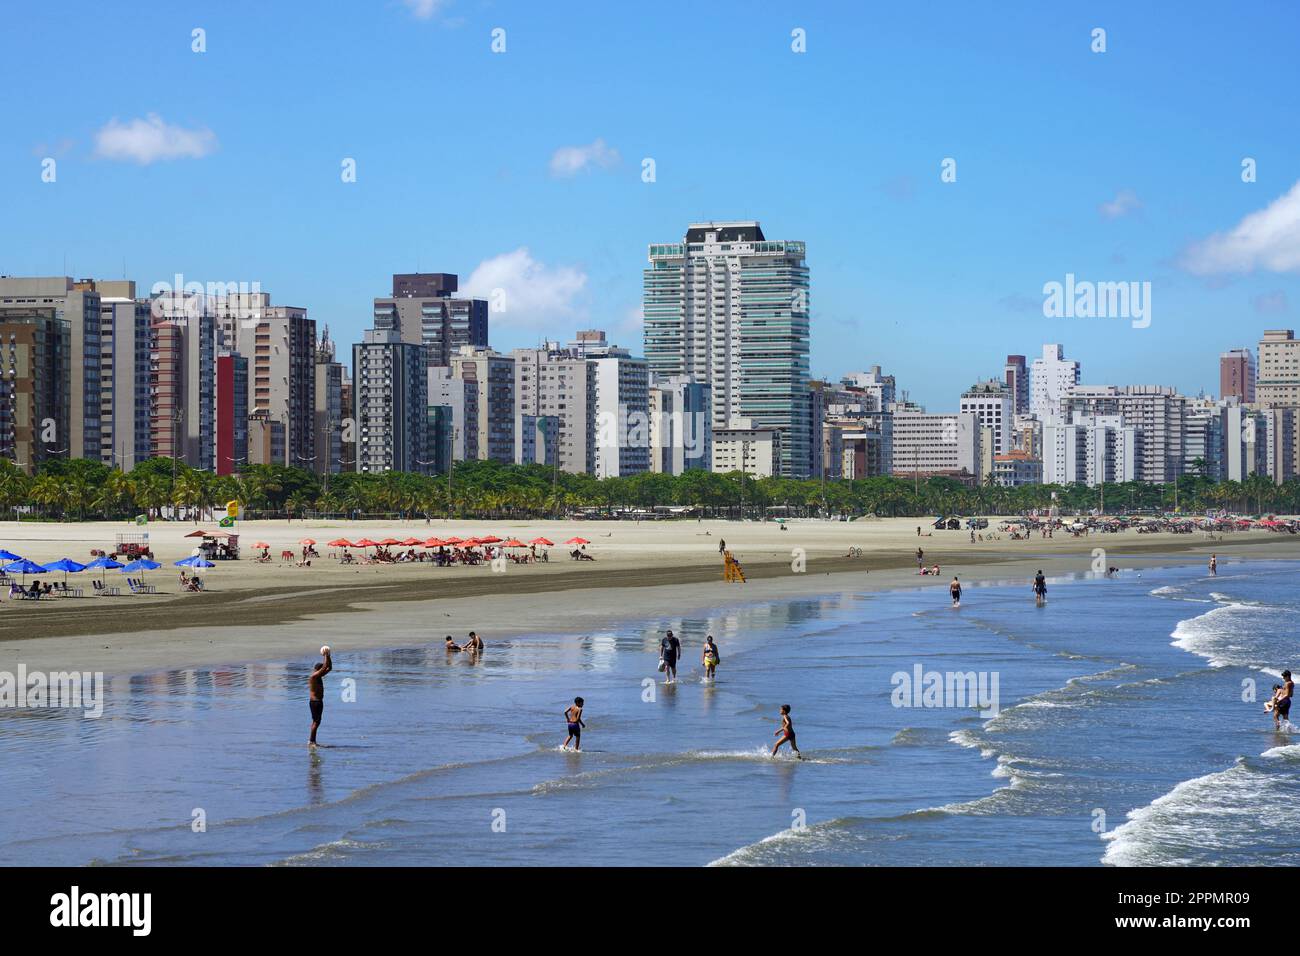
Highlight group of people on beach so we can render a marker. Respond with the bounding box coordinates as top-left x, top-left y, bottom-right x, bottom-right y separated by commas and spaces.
560, 627, 798, 758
